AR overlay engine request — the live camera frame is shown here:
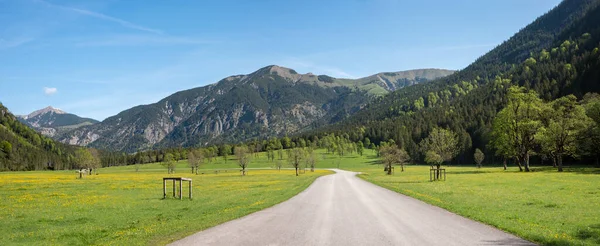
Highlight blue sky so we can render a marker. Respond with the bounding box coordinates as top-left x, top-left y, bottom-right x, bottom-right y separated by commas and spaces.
0, 0, 562, 120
